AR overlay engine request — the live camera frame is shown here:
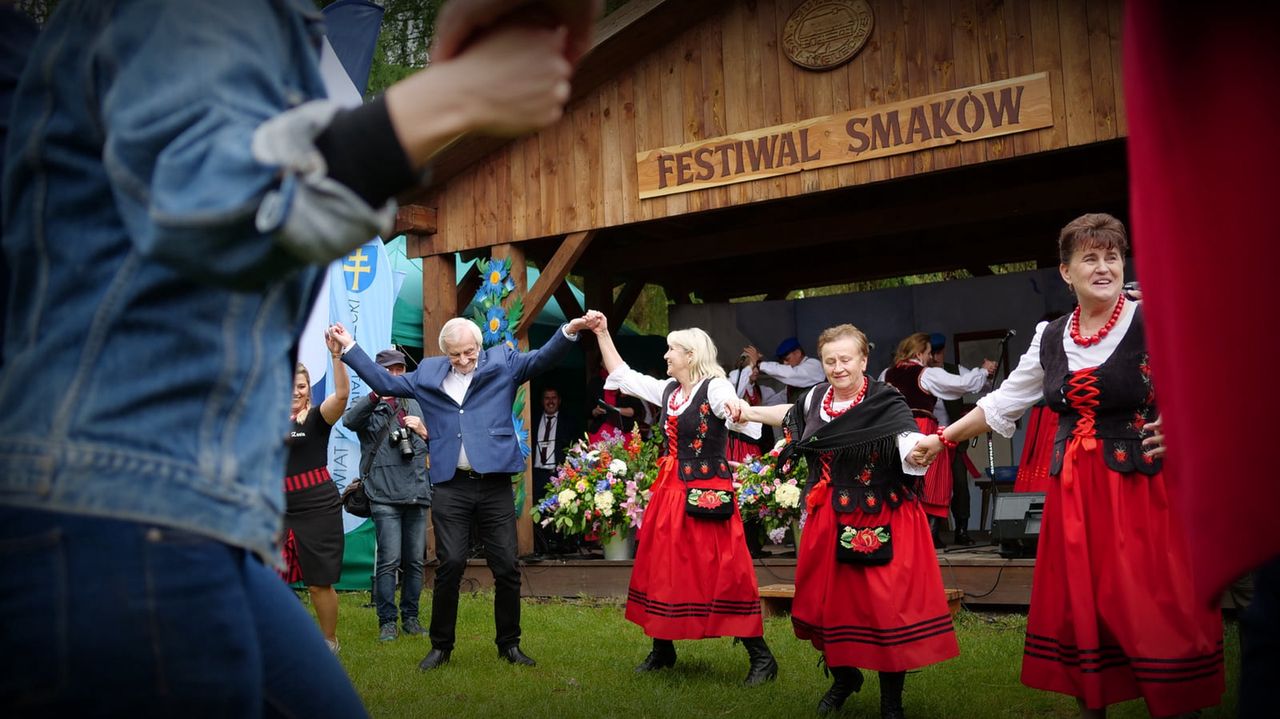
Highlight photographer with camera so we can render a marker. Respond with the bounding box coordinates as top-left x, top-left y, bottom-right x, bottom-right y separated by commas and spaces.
342, 349, 431, 643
